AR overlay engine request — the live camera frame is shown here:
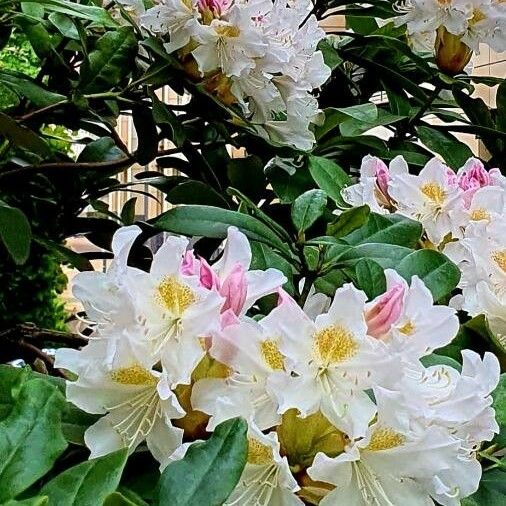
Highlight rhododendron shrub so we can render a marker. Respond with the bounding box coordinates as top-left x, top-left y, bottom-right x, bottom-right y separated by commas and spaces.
1, 0, 506, 505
